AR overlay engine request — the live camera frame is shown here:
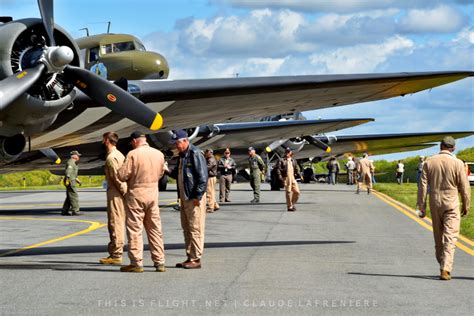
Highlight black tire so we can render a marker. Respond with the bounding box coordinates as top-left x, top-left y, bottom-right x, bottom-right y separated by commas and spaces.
159, 175, 168, 191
